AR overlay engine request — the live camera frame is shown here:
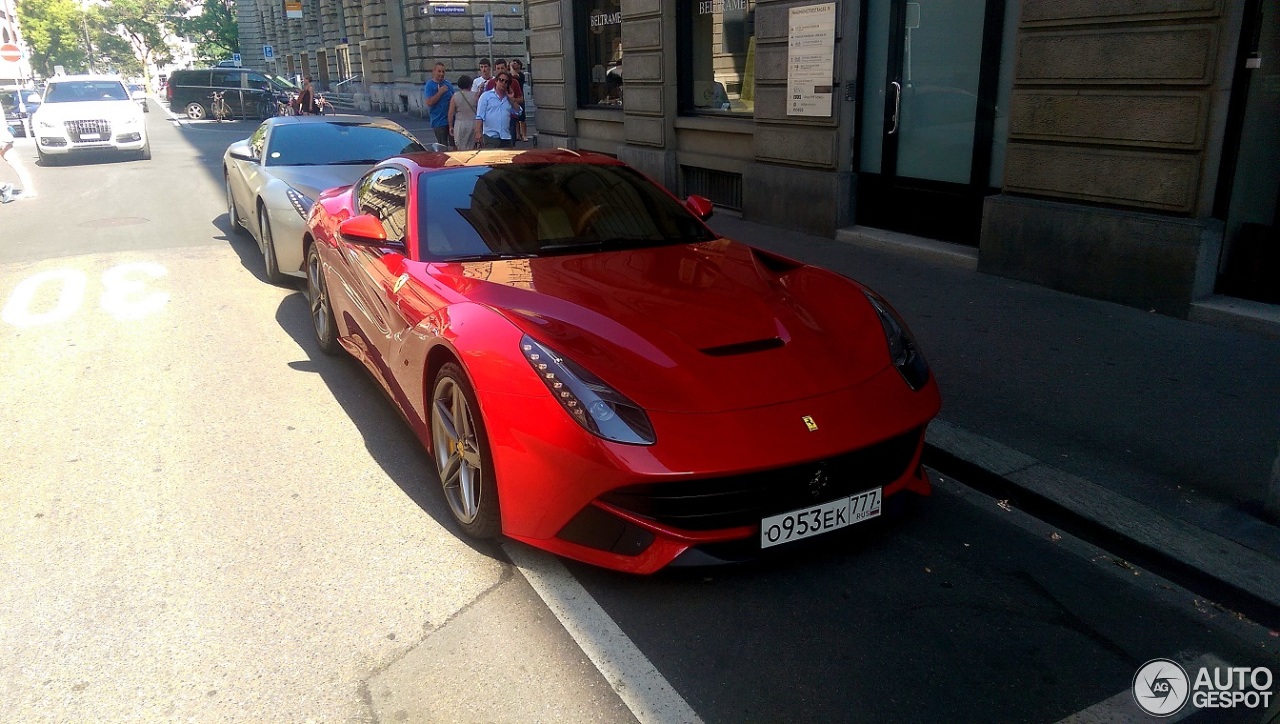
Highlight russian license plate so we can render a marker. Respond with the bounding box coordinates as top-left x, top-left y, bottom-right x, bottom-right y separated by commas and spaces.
760, 488, 882, 549
80, 133, 102, 140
